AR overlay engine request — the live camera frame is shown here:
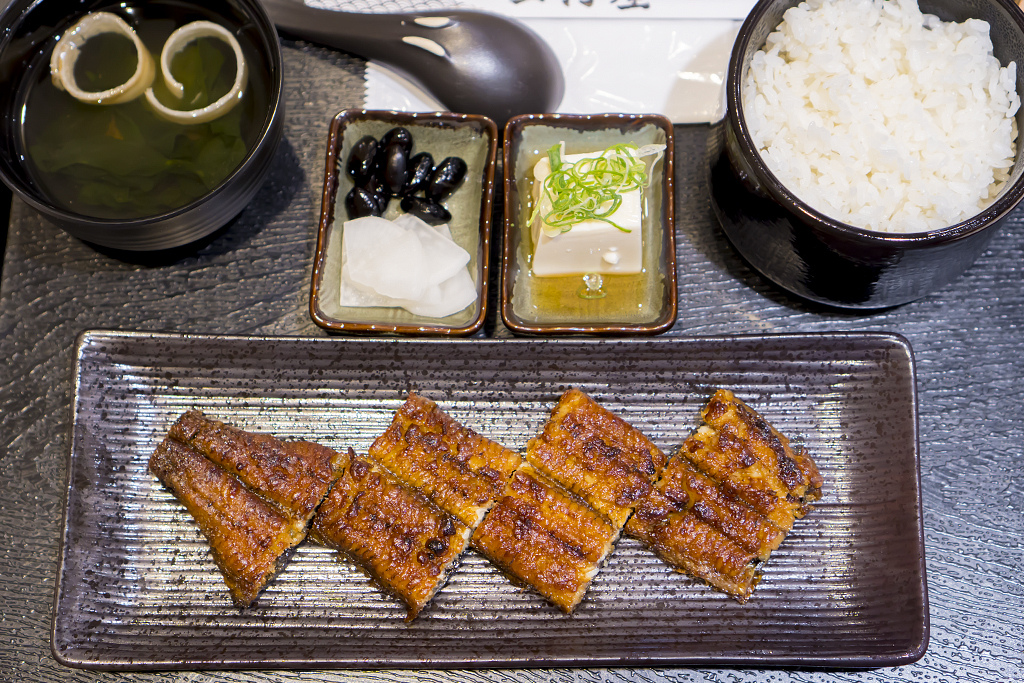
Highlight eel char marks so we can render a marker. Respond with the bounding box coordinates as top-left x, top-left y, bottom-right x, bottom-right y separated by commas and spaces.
369, 392, 522, 529
625, 389, 823, 601
525, 388, 669, 530
625, 454, 788, 601
684, 389, 823, 533
471, 462, 618, 614
310, 449, 471, 621
148, 410, 346, 608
